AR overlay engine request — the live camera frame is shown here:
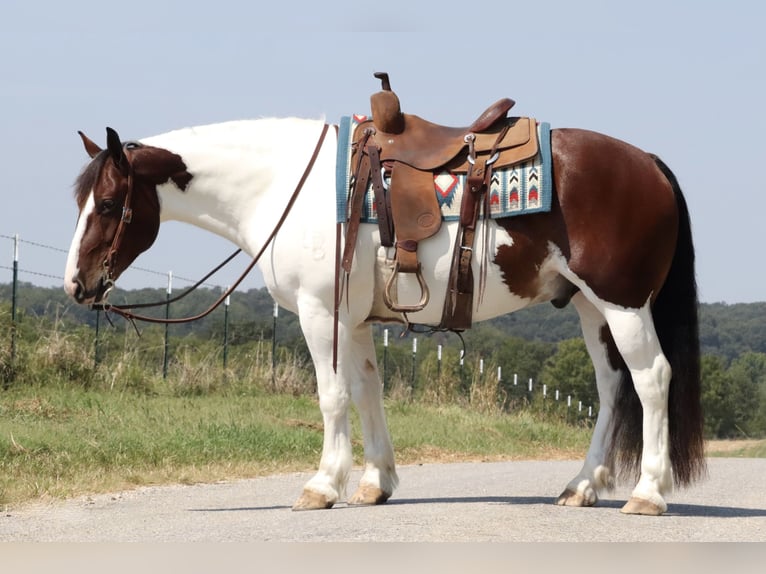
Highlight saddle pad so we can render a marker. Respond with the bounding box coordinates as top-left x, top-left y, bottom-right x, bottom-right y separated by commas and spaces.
336, 115, 552, 224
